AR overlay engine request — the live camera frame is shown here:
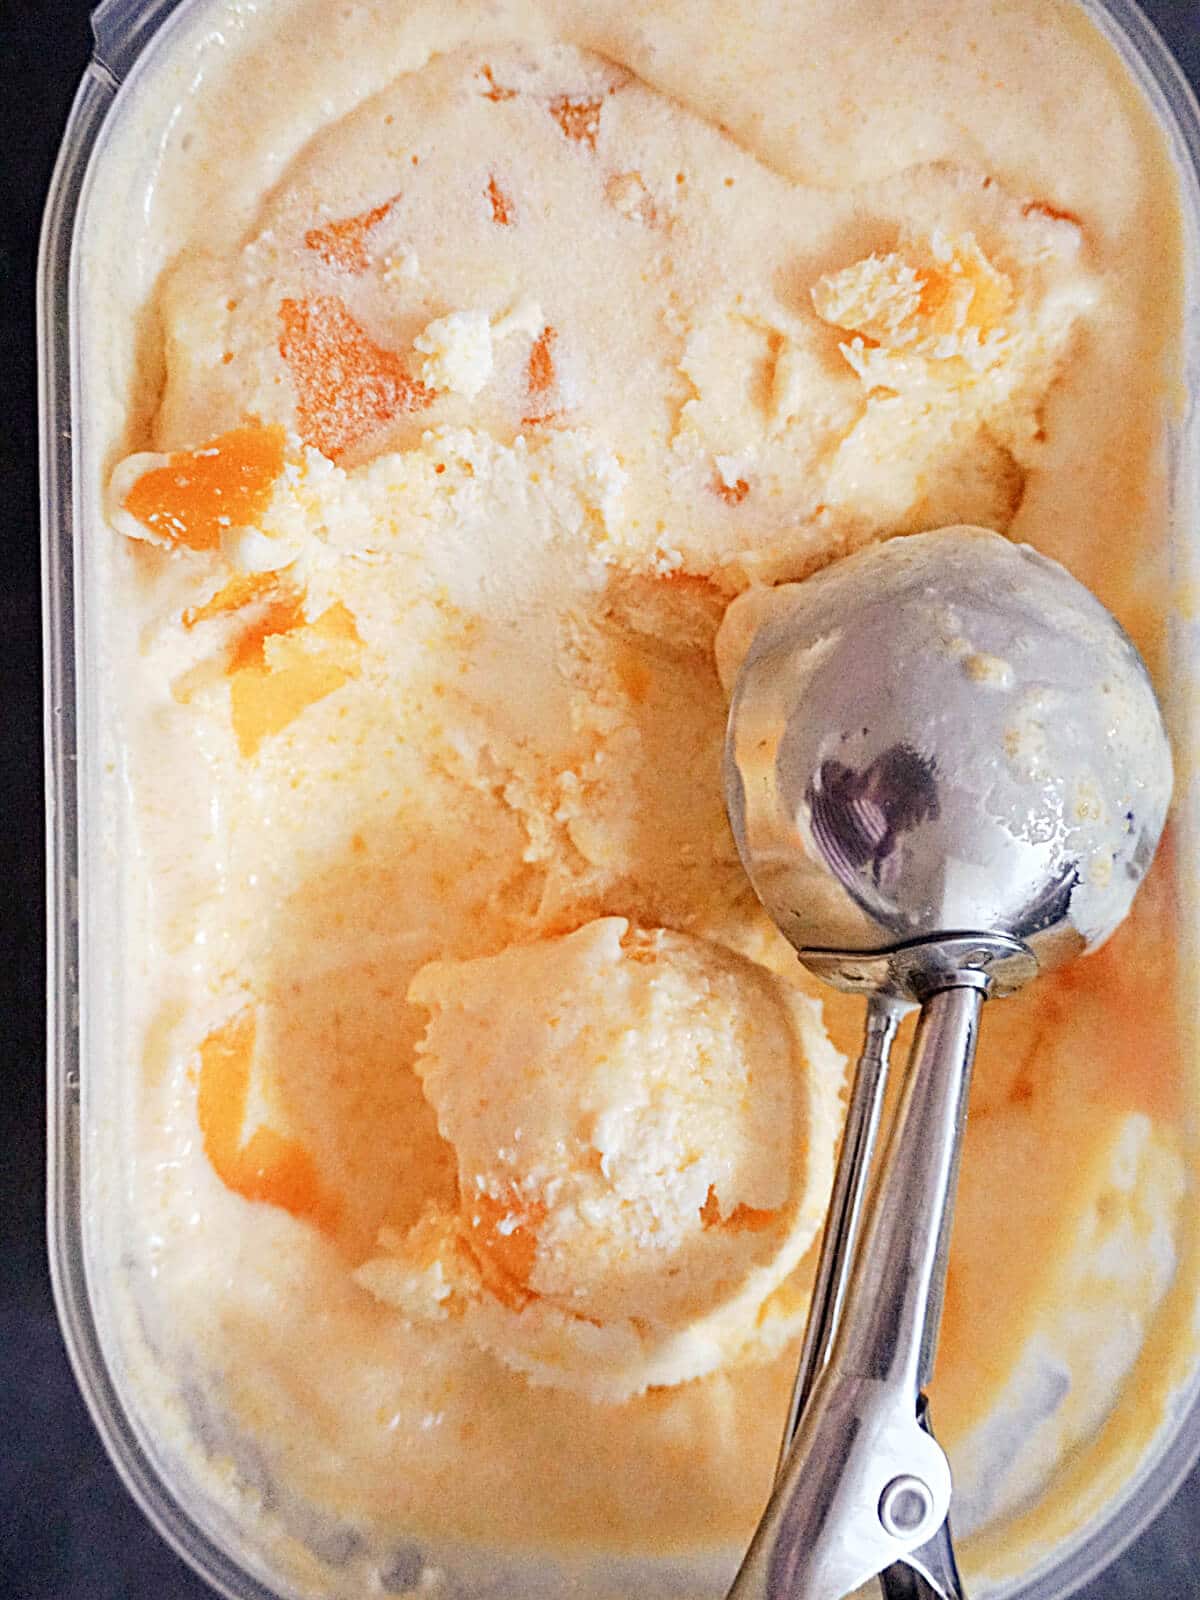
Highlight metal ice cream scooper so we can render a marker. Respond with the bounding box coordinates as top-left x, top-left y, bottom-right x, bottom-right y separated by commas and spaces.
721, 526, 1173, 1600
